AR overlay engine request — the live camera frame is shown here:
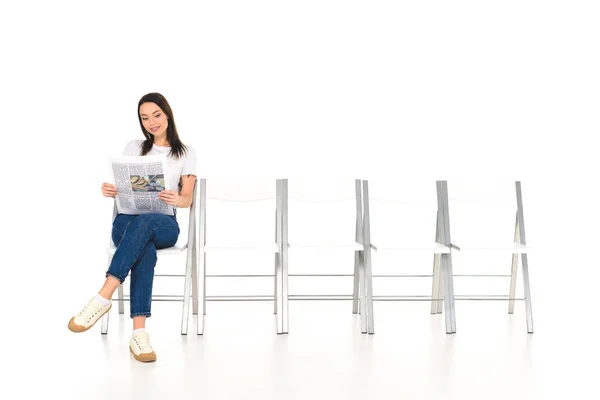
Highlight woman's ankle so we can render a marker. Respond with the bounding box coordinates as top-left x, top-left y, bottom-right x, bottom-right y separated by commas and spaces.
99, 276, 121, 299
132, 316, 147, 331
